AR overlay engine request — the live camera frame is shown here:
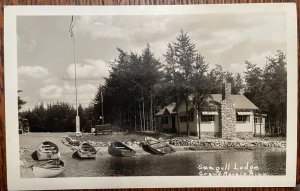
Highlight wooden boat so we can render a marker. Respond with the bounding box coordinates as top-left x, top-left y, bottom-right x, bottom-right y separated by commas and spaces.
142, 137, 175, 155
37, 141, 61, 161
75, 142, 97, 159
108, 142, 136, 157
32, 160, 64, 178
